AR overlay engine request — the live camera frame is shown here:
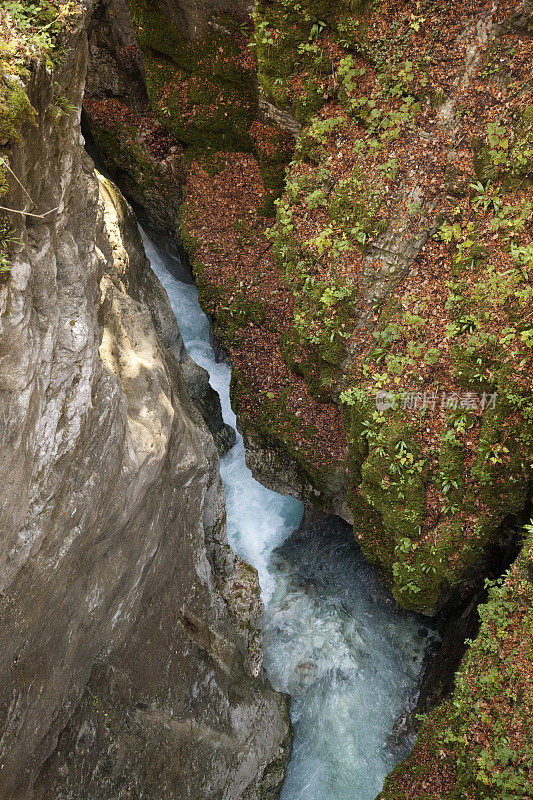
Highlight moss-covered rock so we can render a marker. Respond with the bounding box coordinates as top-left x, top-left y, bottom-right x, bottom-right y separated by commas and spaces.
0, 74, 36, 197
230, 367, 348, 512
378, 531, 533, 800
125, 0, 295, 210
0, 75, 35, 148
339, 369, 532, 613
249, 120, 294, 215
128, 0, 257, 153
84, 98, 182, 237
253, 0, 378, 125
262, 75, 532, 612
